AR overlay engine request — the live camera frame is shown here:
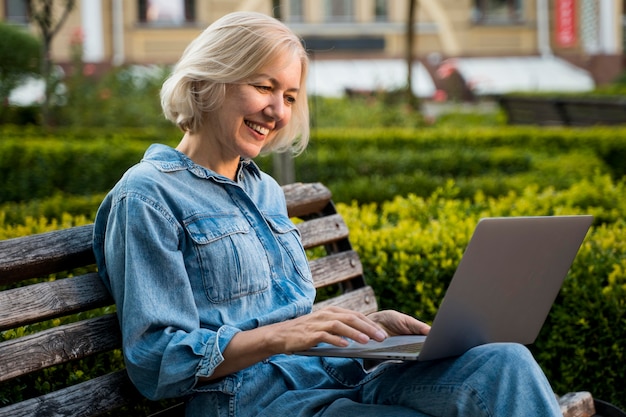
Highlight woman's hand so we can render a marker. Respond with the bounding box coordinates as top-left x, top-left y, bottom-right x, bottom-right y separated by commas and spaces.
267, 306, 388, 353
367, 310, 431, 337
205, 307, 427, 381
203, 306, 387, 381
